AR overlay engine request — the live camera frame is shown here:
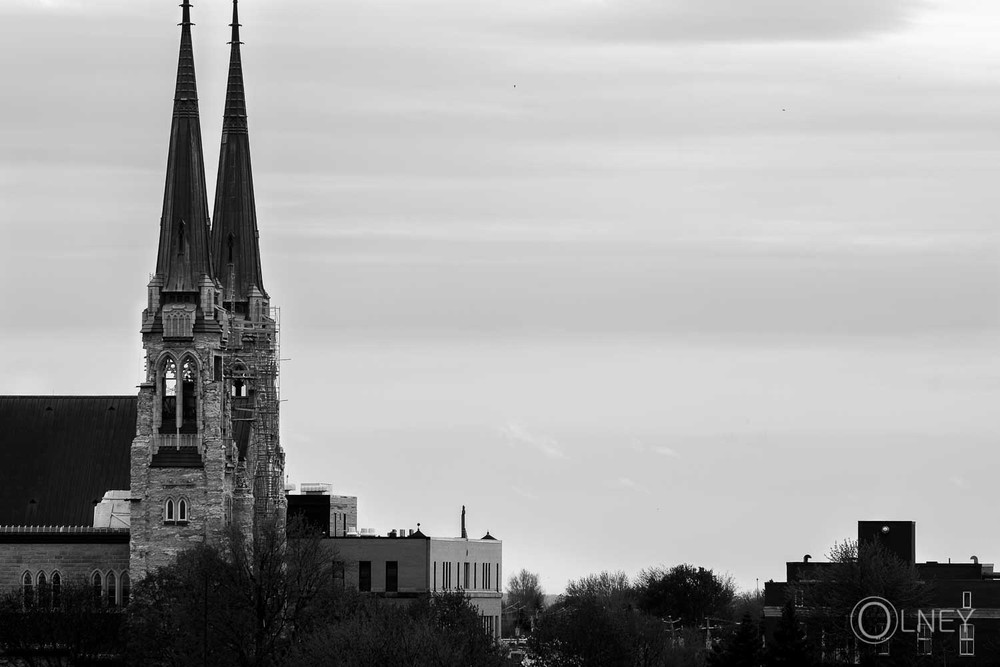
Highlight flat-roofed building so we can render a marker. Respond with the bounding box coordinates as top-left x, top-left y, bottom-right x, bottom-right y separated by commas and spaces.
329, 509, 502, 639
